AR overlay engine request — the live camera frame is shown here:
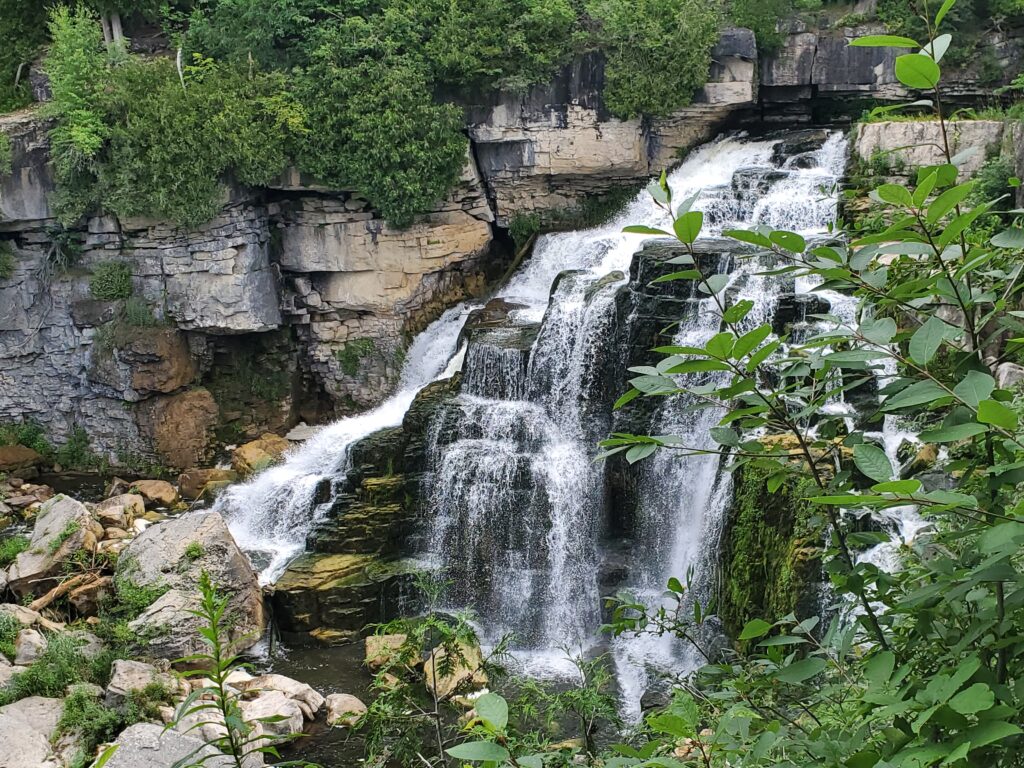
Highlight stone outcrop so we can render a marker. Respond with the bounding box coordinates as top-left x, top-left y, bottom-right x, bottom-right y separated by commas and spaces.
104, 659, 183, 709
104, 723, 235, 768
116, 511, 265, 660
853, 120, 1006, 179
326, 693, 367, 727
0, 696, 63, 768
